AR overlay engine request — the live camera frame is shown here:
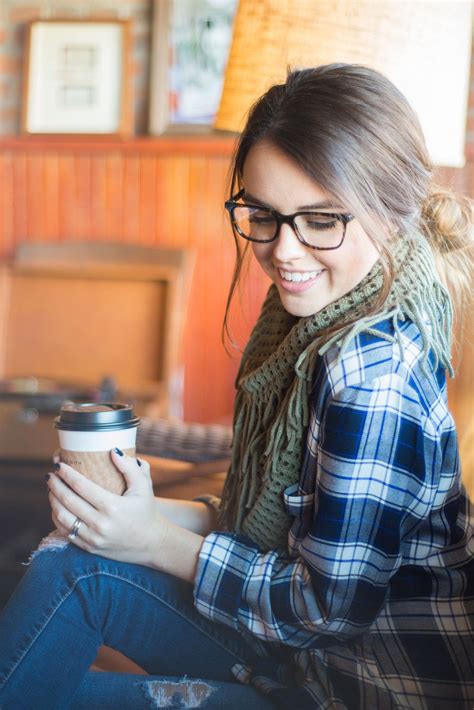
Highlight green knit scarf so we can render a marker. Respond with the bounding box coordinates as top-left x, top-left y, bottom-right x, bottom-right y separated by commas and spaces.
217, 233, 453, 551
